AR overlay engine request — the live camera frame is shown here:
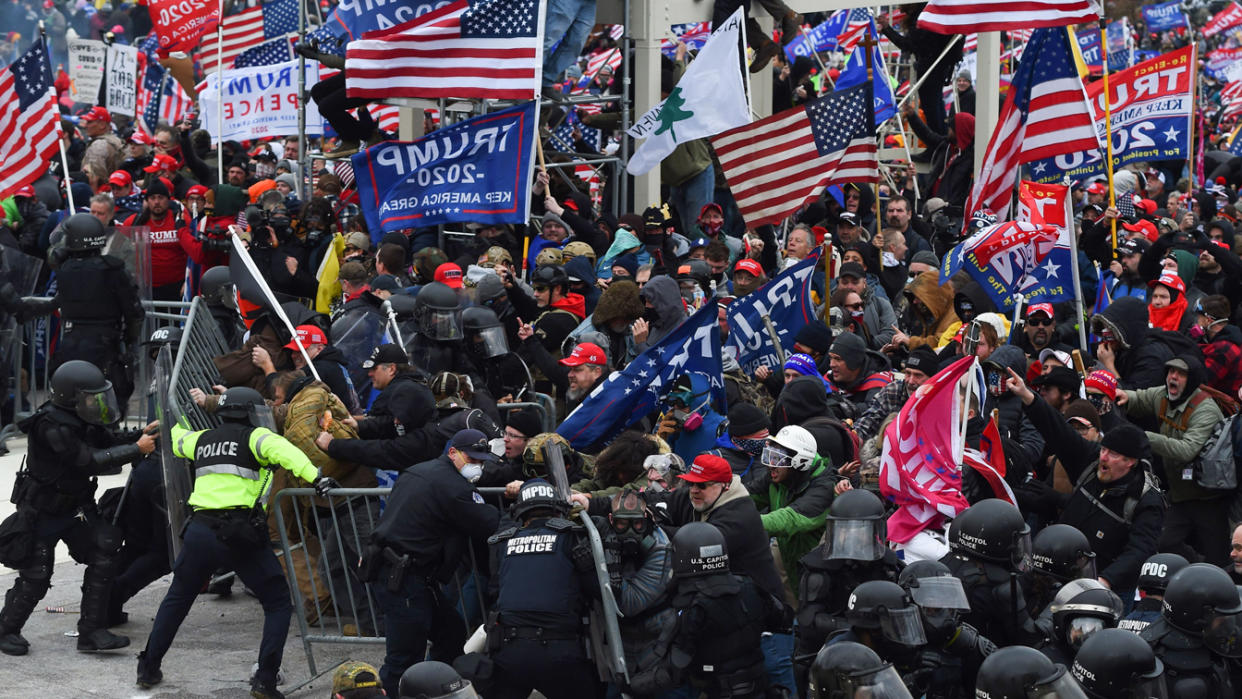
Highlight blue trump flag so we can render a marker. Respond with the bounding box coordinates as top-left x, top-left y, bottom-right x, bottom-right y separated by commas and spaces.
557, 304, 726, 449
940, 220, 1074, 309
1143, 0, 1187, 32
783, 11, 848, 62
307, 0, 451, 55
351, 101, 537, 236
836, 23, 895, 125
725, 252, 820, 375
